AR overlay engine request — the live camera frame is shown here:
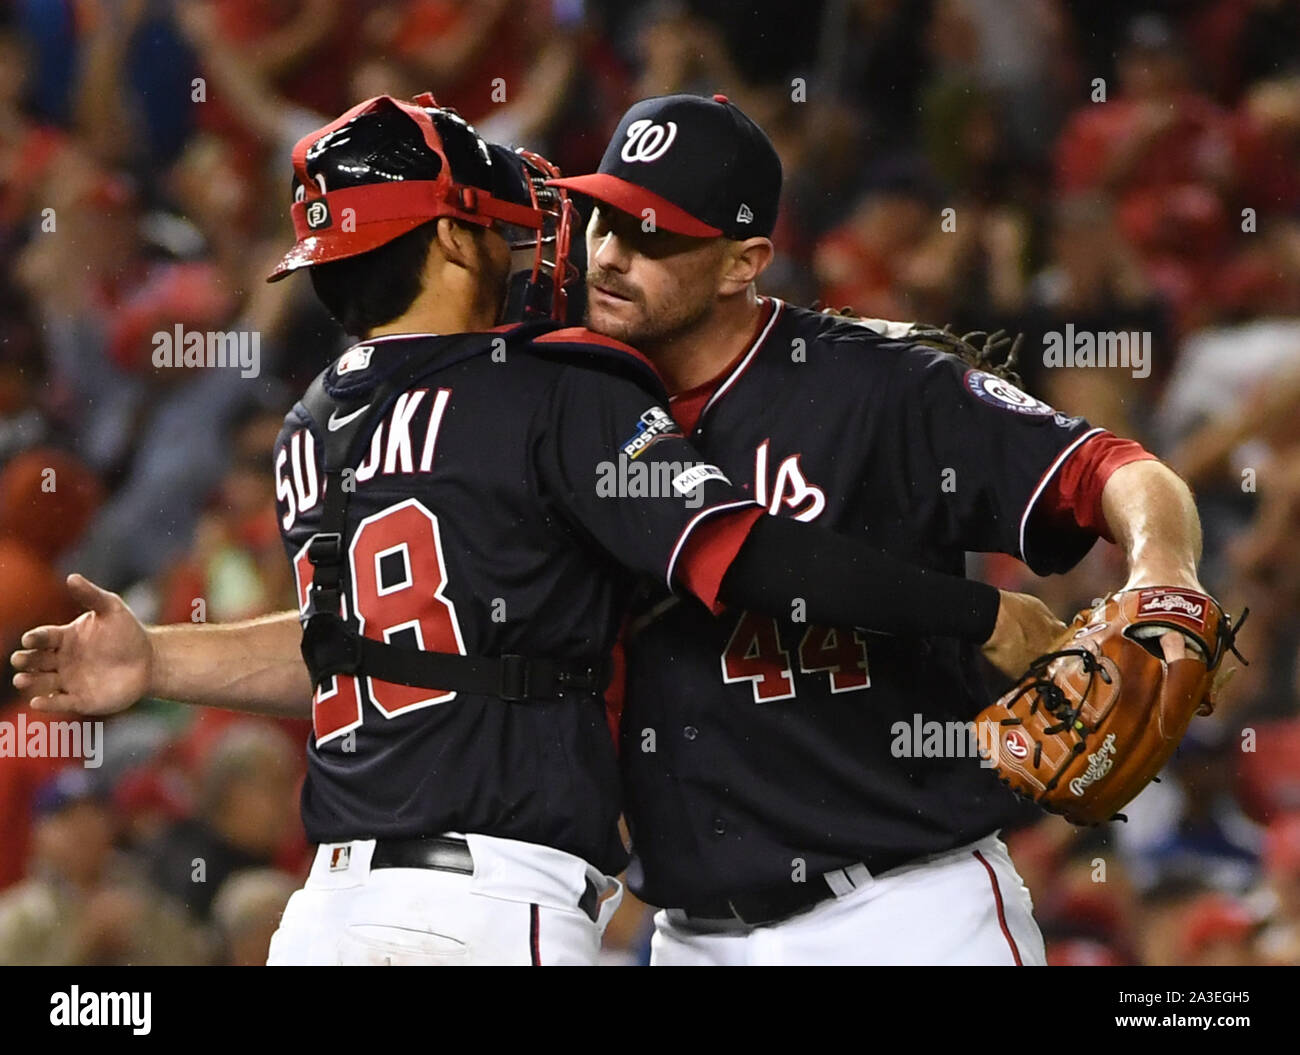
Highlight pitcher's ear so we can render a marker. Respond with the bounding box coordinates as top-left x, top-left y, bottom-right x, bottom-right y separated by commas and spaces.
720, 237, 774, 294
